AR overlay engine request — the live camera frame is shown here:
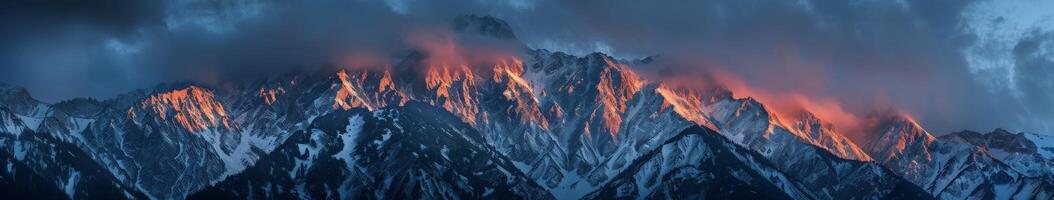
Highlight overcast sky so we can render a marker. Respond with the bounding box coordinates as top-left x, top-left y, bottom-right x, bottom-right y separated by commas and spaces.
1, 0, 1052, 135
